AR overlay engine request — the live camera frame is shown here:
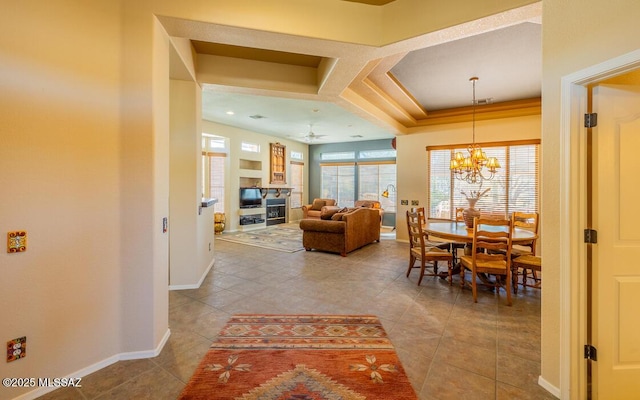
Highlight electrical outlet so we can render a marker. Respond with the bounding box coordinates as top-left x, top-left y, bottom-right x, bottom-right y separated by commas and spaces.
411, 200, 419, 206
400, 200, 408, 206
7, 337, 26, 362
